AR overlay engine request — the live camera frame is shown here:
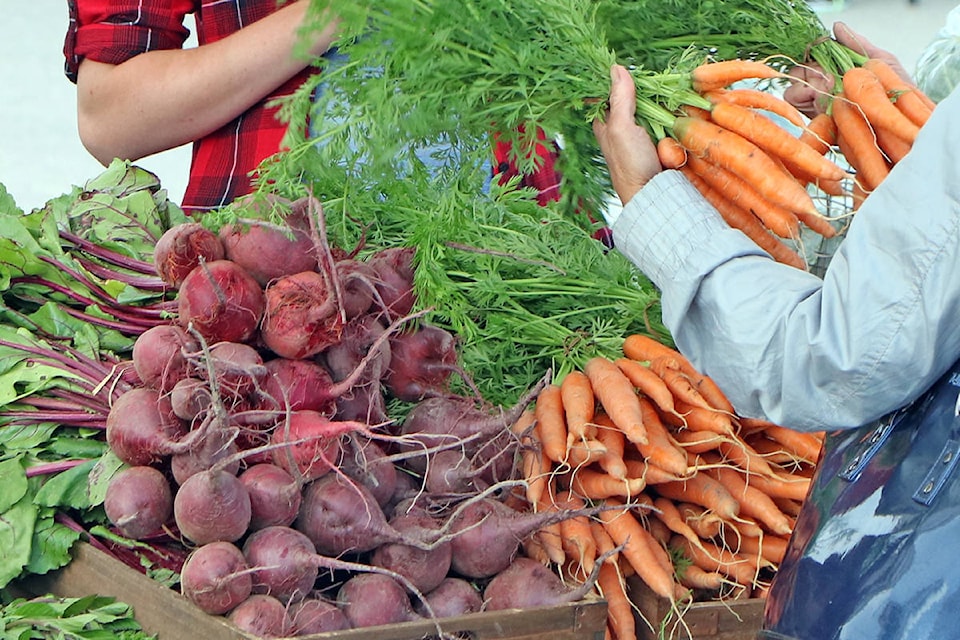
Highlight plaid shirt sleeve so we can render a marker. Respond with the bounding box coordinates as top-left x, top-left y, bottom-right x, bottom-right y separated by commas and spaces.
64, 0, 317, 215
64, 0, 196, 83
